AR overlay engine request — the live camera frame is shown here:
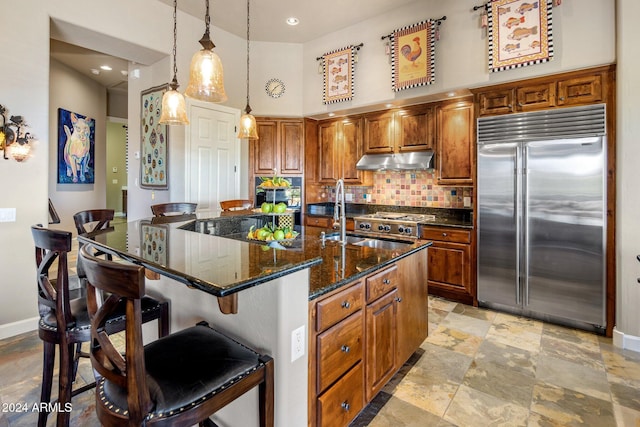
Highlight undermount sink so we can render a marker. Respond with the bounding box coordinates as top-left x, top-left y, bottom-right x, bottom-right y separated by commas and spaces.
323, 234, 412, 250
323, 235, 367, 244
353, 239, 413, 250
